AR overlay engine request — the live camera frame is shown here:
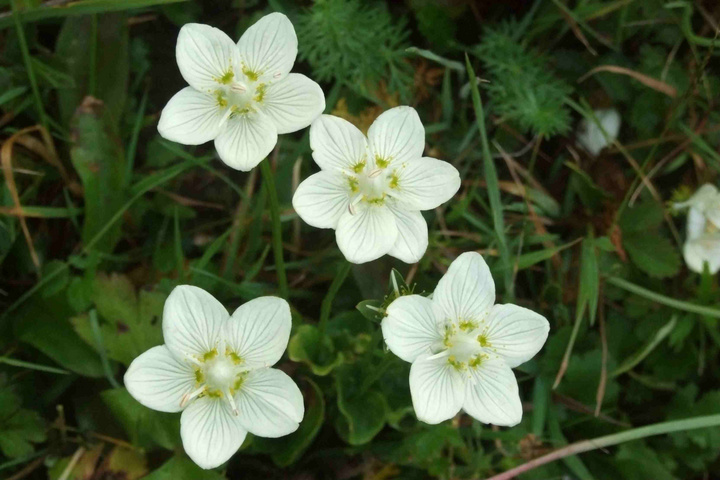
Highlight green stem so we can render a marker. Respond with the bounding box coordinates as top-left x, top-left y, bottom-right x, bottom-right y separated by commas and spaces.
89, 309, 121, 389
260, 158, 288, 299
10, 0, 47, 131
318, 261, 352, 337
606, 276, 720, 318
487, 414, 720, 480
